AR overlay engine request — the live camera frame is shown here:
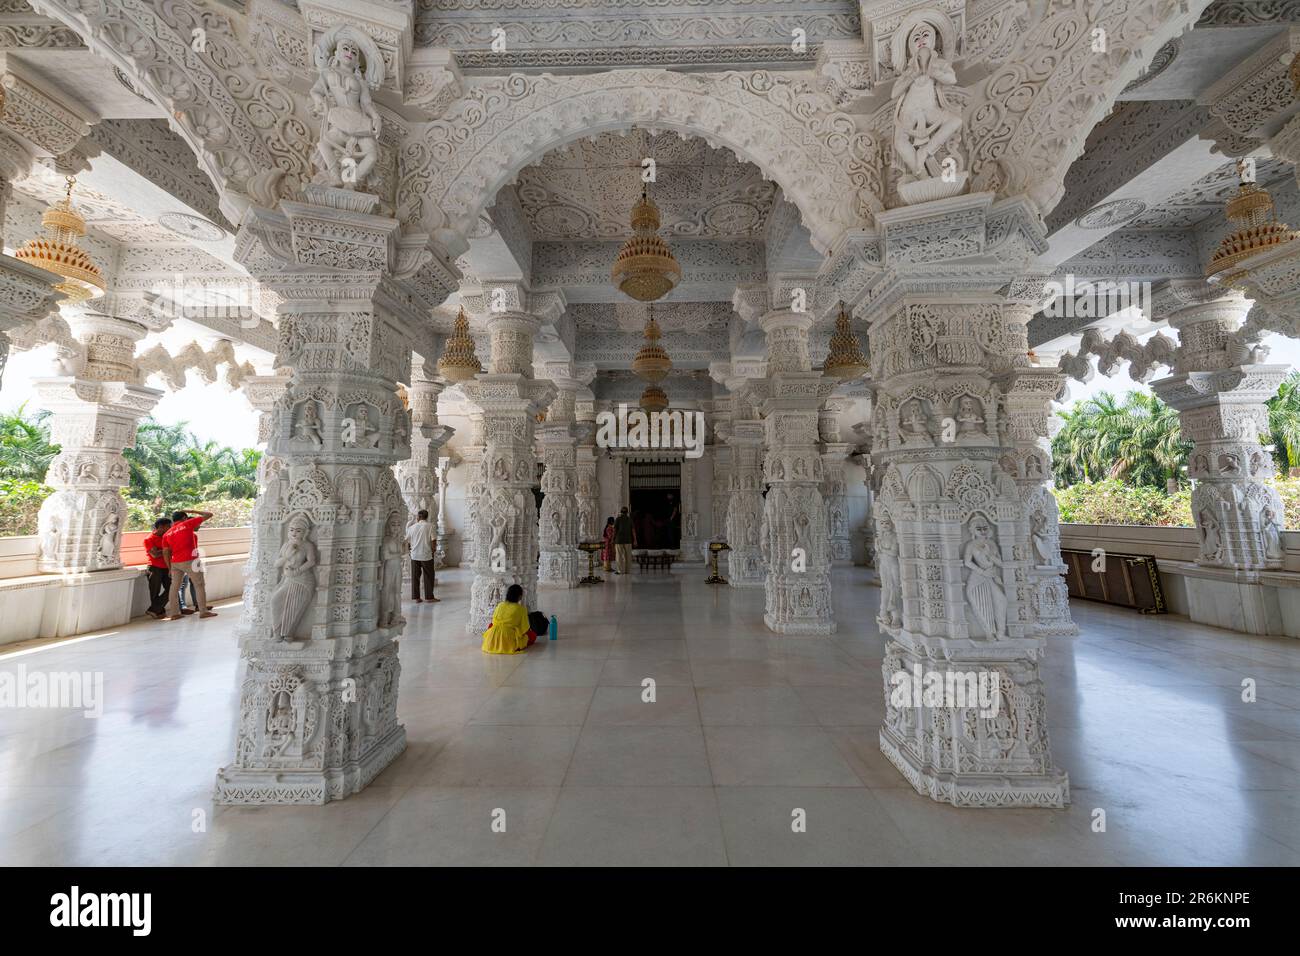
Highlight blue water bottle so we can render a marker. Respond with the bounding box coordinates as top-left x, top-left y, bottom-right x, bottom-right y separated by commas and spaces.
549, 614, 558, 641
